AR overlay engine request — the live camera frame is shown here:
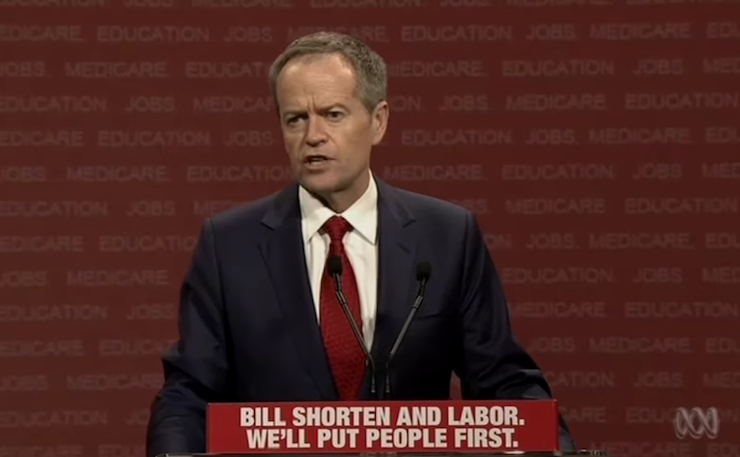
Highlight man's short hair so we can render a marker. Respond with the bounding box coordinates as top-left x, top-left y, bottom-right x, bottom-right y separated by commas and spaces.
268, 31, 388, 113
